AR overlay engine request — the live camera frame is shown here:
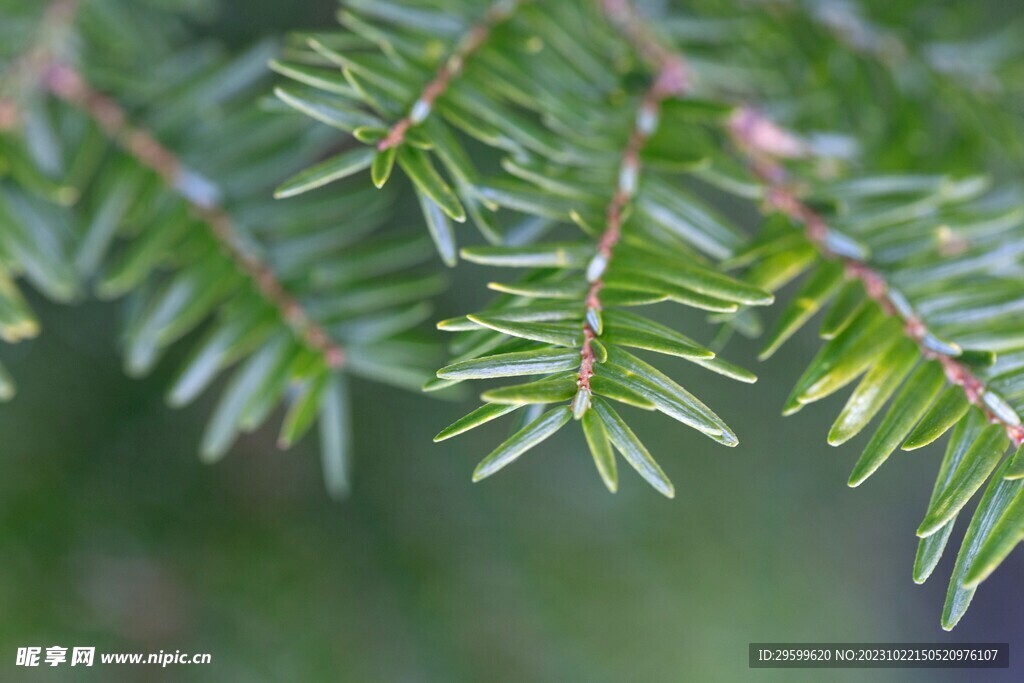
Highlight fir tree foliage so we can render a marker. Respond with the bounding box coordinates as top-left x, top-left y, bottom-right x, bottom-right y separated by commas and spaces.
273, 0, 775, 499
275, 0, 1024, 627
2, 0, 1024, 628
0, 0, 442, 498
